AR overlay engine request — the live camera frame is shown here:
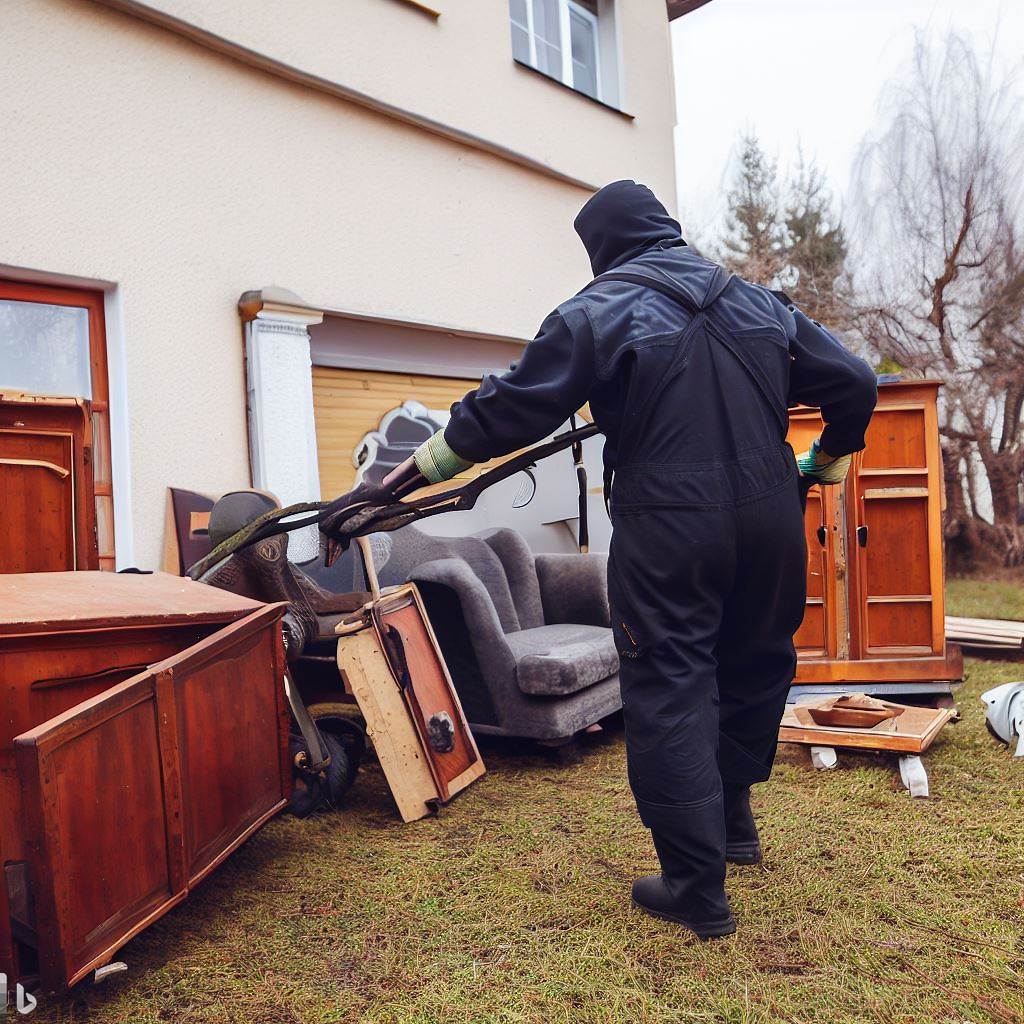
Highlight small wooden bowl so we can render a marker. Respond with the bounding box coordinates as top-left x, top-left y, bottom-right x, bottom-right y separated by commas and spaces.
807, 705, 902, 729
